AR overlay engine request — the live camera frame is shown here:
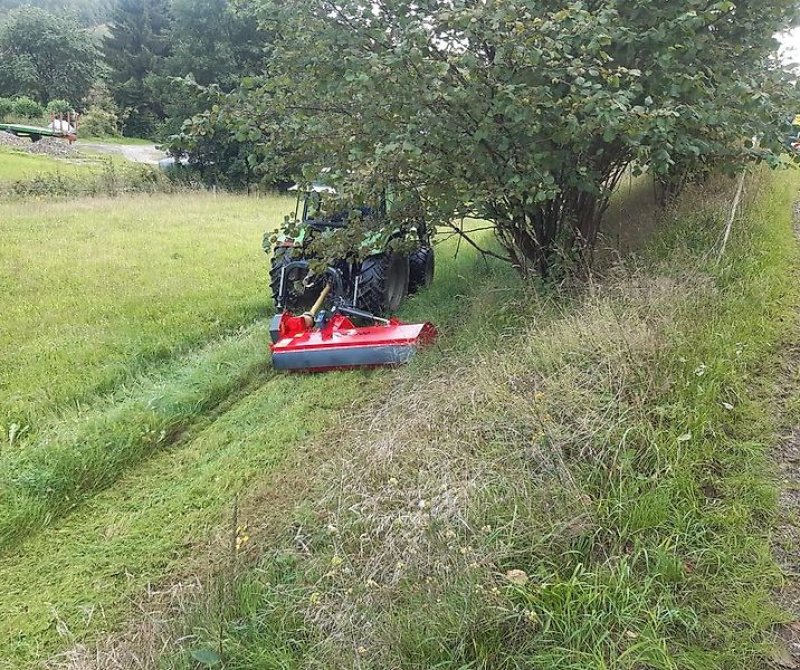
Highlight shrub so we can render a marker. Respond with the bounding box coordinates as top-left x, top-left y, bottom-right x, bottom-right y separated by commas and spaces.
237, 0, 796, 276
2, 161, 181, 200
46, 99, 73, 115
0, 97, 13, 119
79, 106, 120, 138
12, 96, 44, 119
